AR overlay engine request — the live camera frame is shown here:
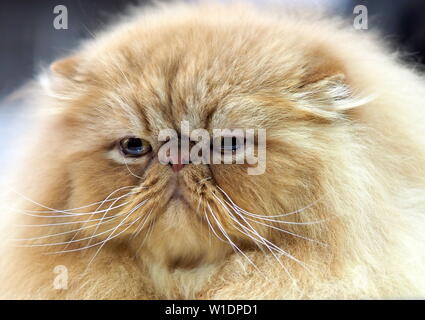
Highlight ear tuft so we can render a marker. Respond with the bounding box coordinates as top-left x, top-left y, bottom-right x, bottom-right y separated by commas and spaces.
294, 73, 376, 119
